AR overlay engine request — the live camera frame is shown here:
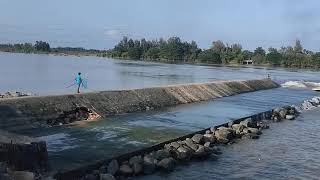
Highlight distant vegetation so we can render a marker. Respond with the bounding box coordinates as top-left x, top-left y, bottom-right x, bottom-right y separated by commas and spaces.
106, 37, 320, 69
1, 38, 320, 69
0, 41, 103, 56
